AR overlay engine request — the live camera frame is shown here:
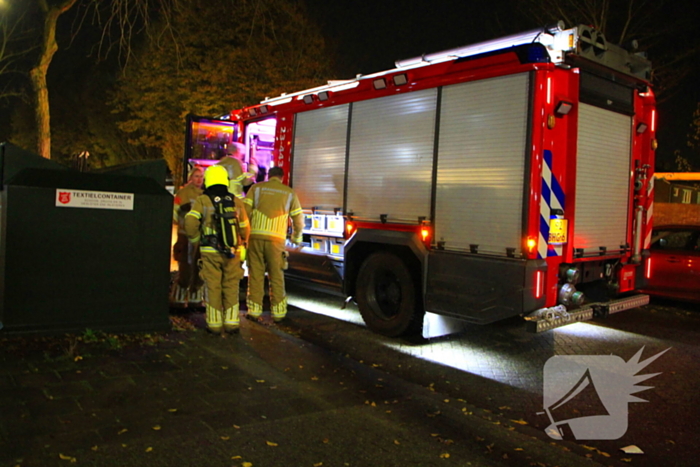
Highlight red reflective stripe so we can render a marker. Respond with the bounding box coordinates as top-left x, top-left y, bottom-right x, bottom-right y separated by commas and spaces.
535, 271, 544, 299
